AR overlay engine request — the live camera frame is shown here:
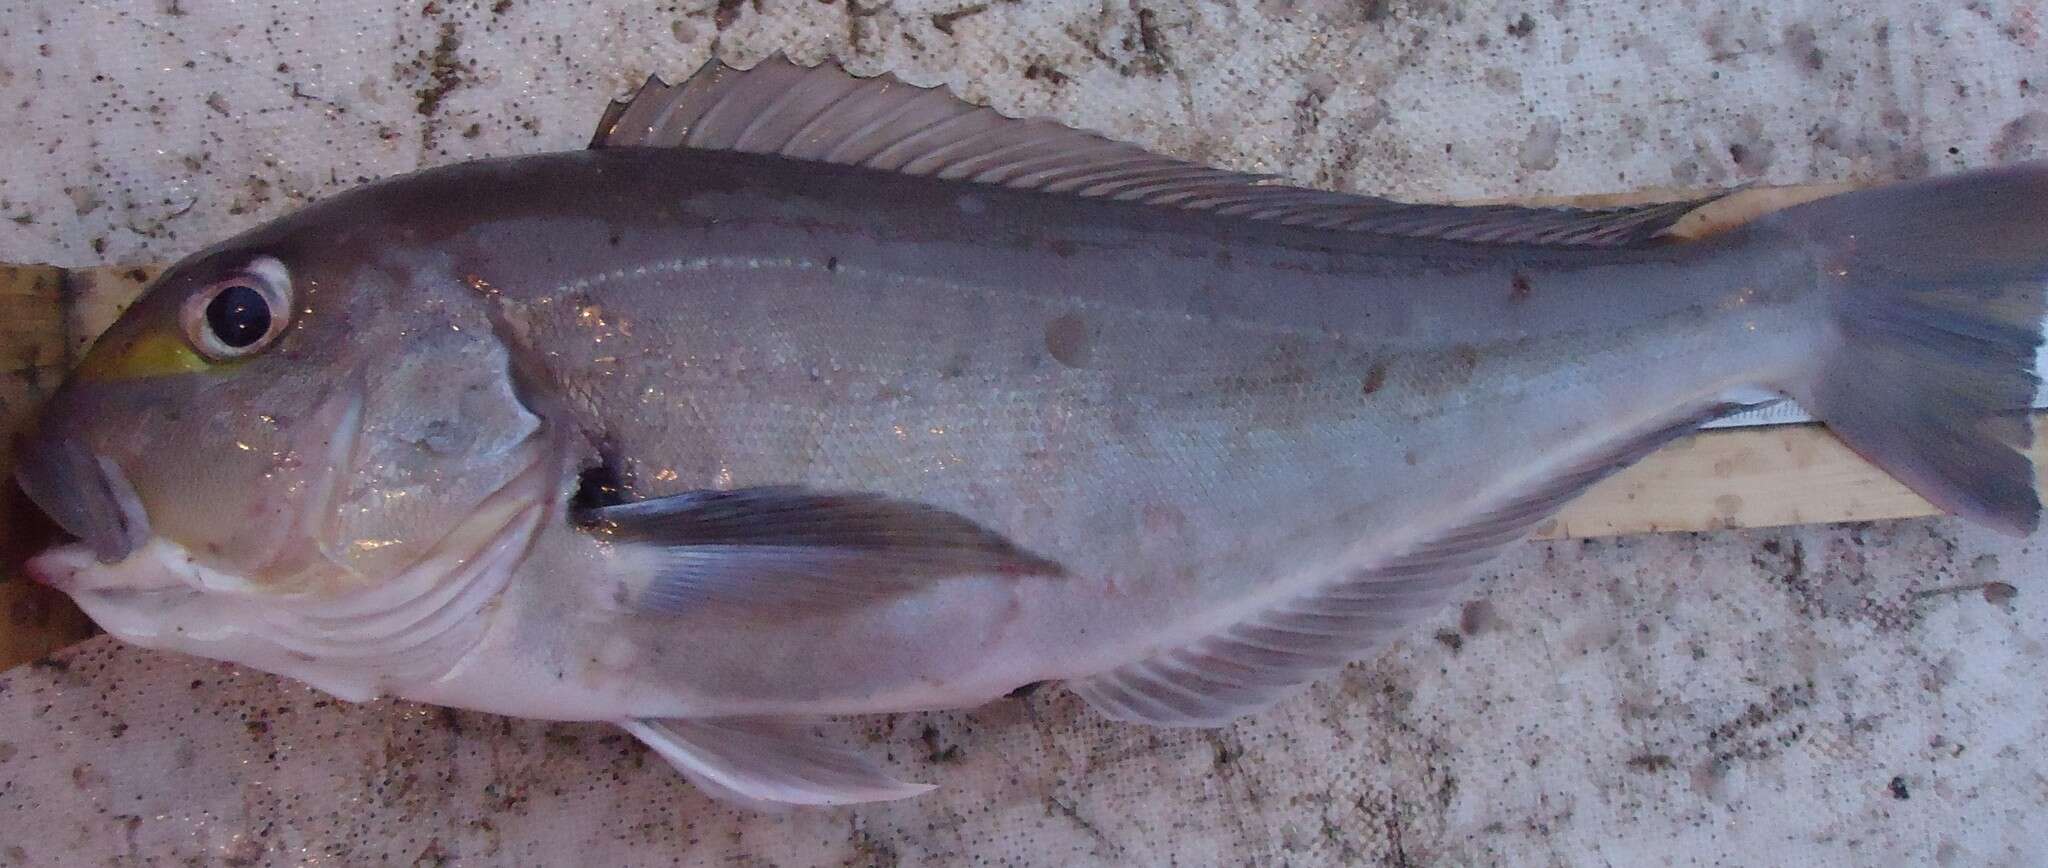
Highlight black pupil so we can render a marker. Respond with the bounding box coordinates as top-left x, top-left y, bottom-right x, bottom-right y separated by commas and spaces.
205, 284, 271, 349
